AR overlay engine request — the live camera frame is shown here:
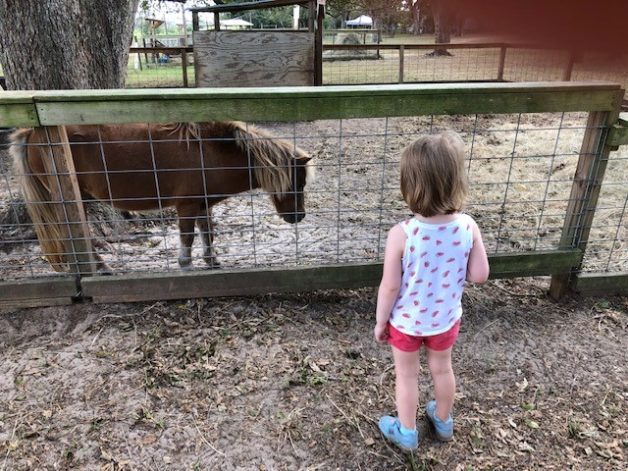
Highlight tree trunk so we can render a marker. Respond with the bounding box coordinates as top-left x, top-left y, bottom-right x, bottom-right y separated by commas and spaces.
0, 0, 139, 90
431, 0, 453, 56
410, 1, 422, 35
